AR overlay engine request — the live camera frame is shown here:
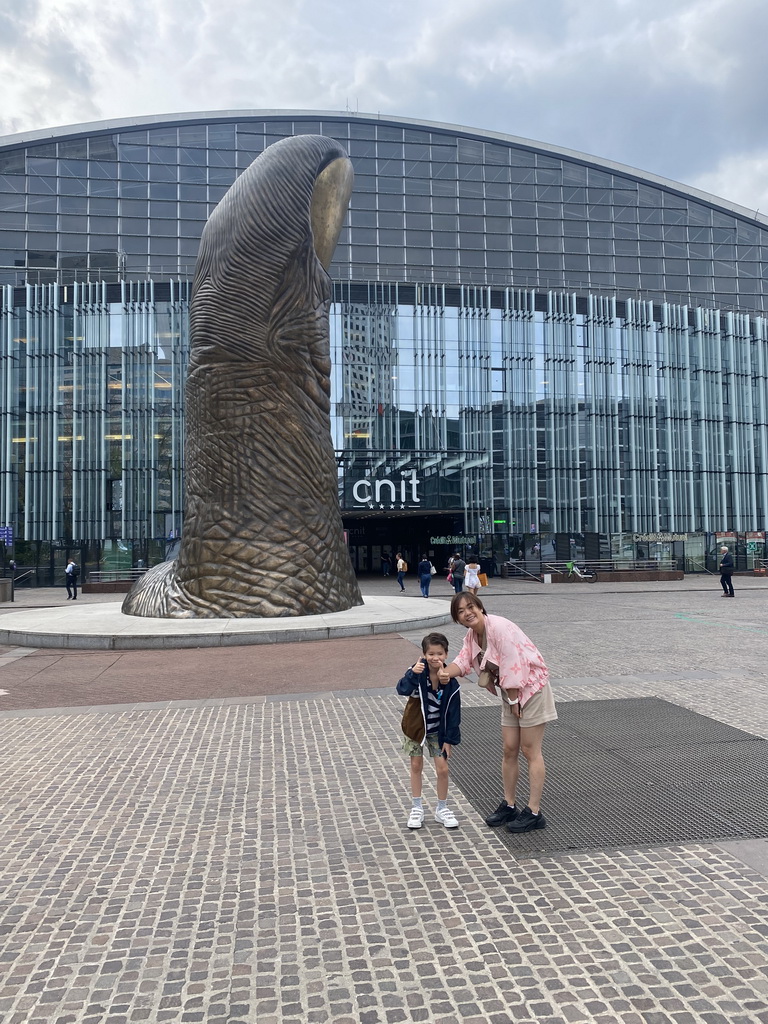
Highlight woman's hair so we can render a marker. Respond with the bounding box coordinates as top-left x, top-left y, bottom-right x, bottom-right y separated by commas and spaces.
421, 632, 449, 653
450, 592, 486, 623
468, 553, 479, 561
